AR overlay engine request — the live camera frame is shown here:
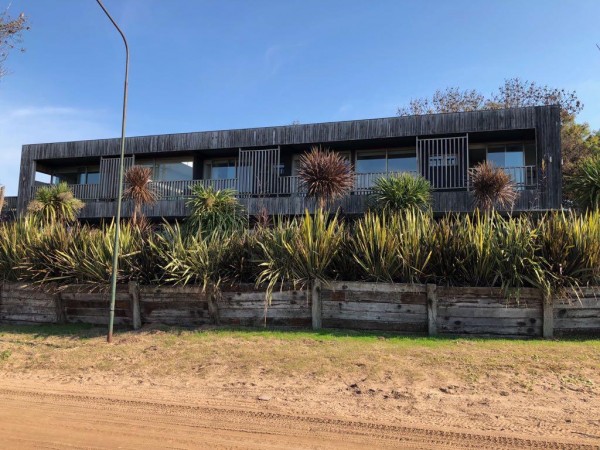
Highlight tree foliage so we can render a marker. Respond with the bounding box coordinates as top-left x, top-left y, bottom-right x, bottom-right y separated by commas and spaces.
0, 9, 29, 78
397, 78, 583, 118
